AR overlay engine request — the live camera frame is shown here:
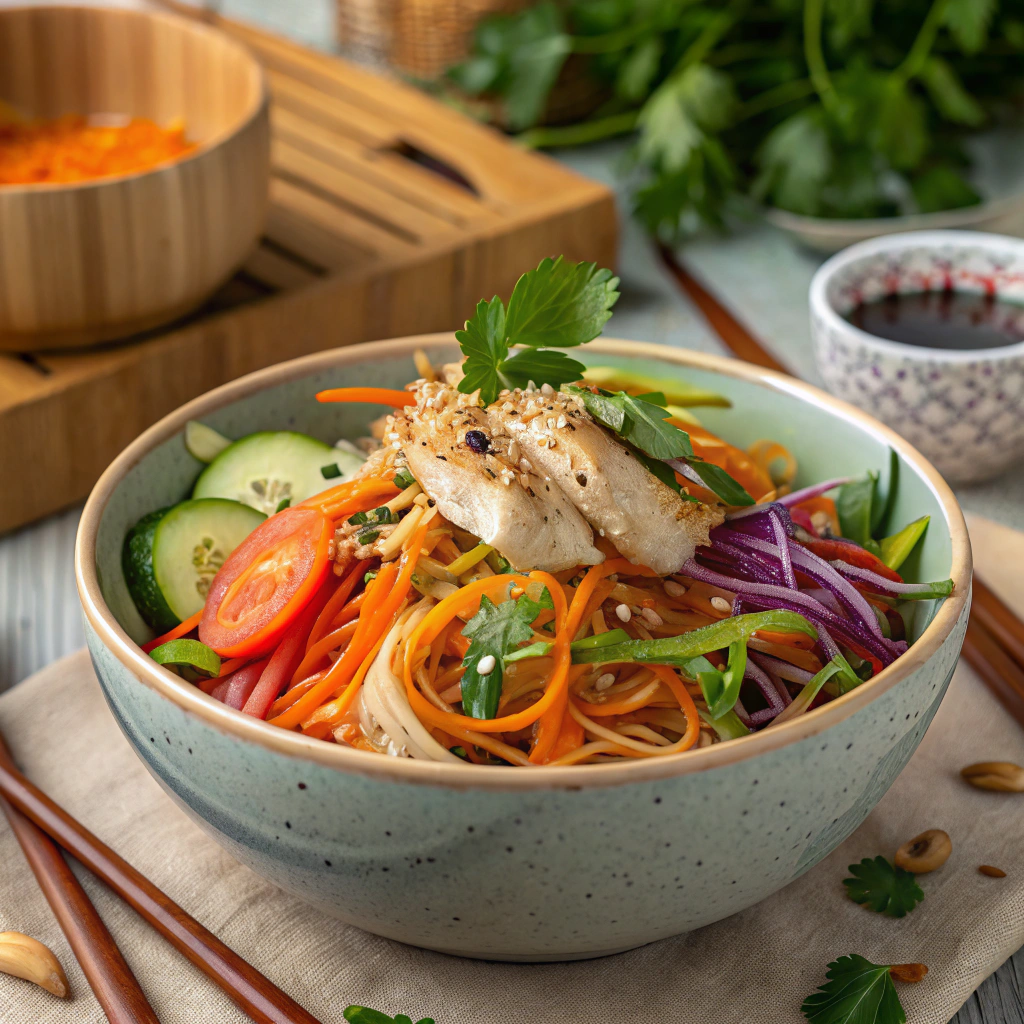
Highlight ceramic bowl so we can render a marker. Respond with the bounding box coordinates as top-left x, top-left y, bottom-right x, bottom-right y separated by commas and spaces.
810, 231, 1024, 485
76, 336, 971, 961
